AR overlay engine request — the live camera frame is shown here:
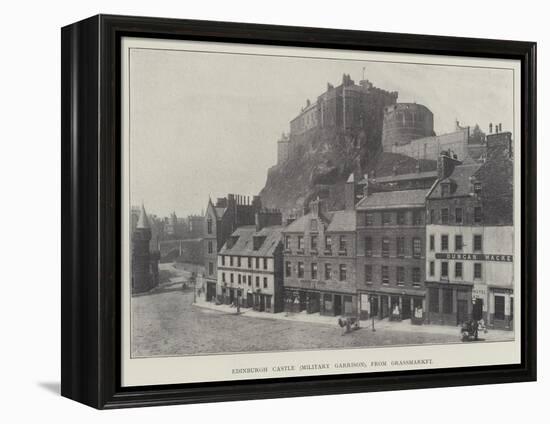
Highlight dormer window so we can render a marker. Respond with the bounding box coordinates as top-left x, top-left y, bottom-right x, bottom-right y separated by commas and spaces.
474, 183, 482, 196
310, 219, 318, 232
441, 183, 450, 197
253, 236, 266, 251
